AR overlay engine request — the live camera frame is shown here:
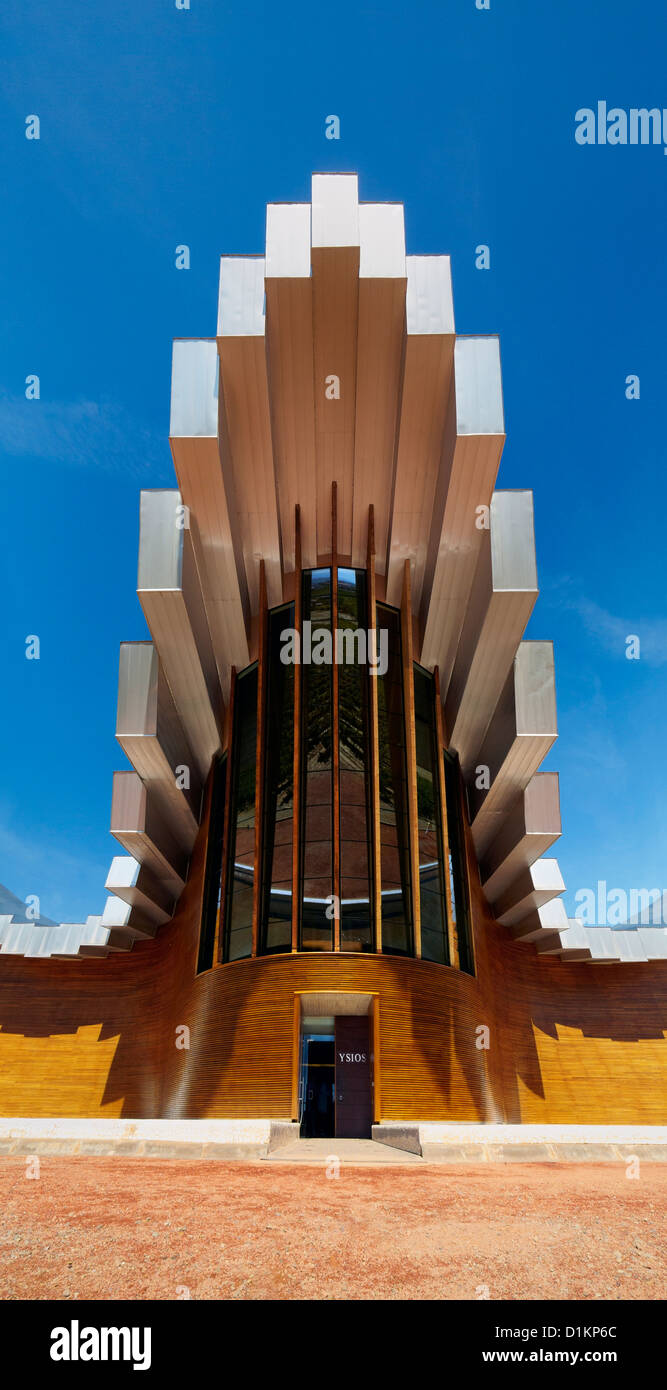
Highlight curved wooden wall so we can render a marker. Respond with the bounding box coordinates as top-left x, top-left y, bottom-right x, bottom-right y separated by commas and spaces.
0, 786, 666, 1123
